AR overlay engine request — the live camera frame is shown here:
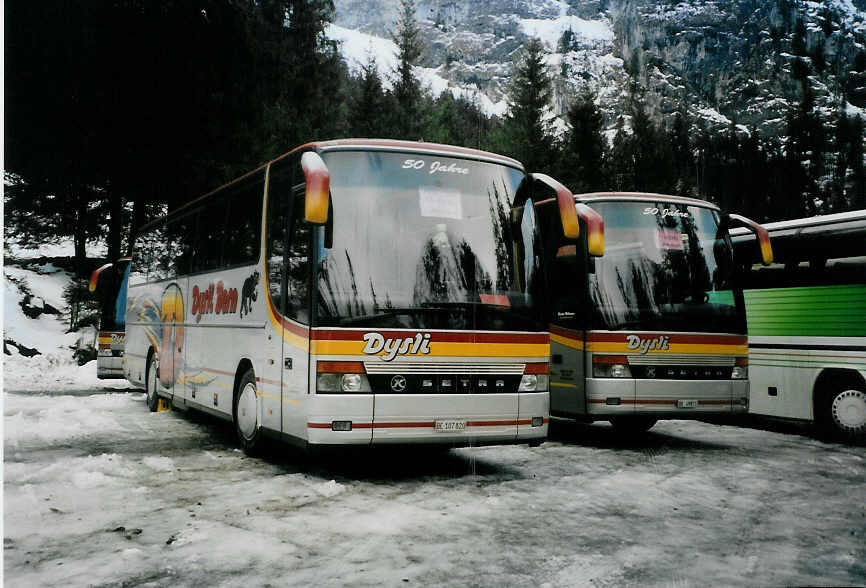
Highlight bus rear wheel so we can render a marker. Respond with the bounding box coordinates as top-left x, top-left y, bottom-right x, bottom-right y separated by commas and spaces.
821, 385, 866, 443
234, 368, 263, 455
610, 417, 657, 434
145, 353, 160, 412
